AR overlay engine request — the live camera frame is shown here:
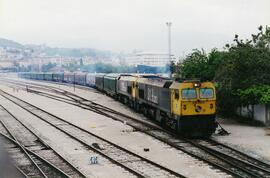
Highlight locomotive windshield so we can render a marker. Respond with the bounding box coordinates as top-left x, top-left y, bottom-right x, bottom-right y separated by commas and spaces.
200, 88, 214, 99
182, 89, 196, 99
